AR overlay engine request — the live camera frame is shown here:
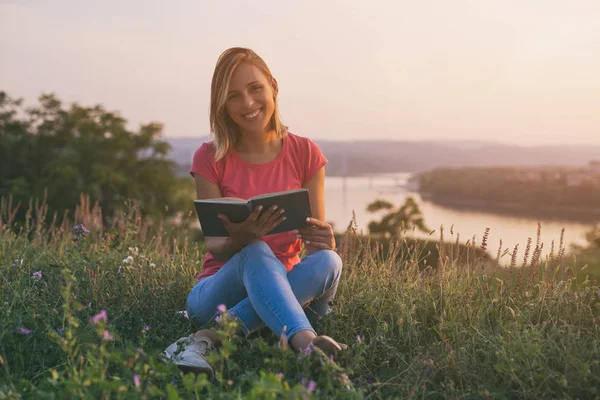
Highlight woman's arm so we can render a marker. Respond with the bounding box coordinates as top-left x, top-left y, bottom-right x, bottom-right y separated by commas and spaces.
194, 175, 251, 261
301, 167, 335, 252
303, 167, 325, 221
